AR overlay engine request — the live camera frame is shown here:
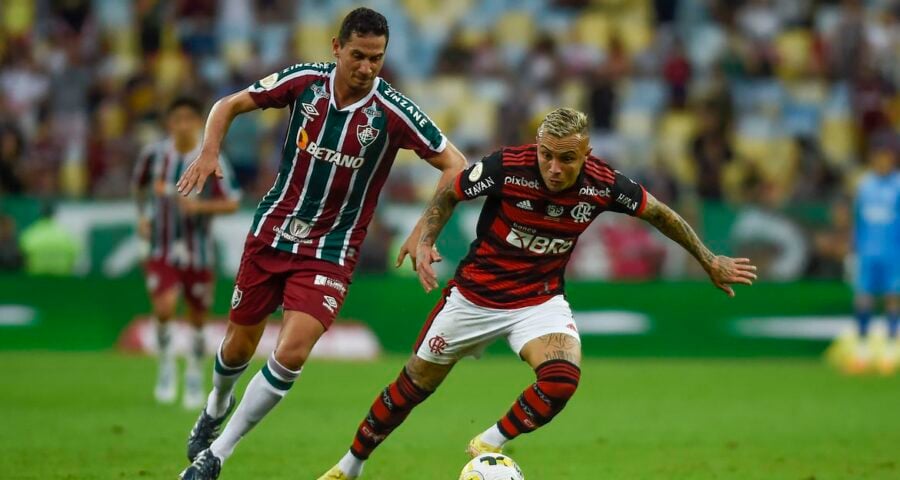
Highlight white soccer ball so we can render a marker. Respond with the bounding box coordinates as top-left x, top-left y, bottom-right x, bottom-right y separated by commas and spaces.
459, 453, 526, 480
